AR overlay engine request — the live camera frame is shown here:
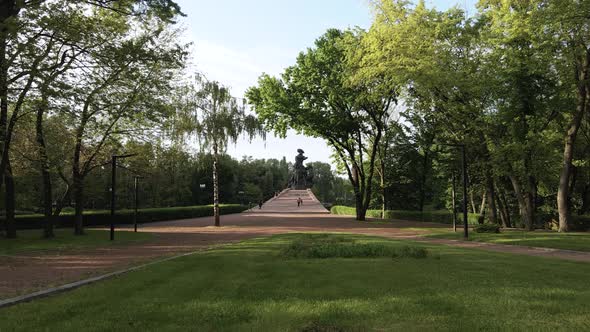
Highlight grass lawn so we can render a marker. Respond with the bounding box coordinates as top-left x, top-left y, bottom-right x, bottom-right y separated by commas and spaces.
0, 229, 153, 255
2, 233, 590, 331
425, 228, 590, 252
